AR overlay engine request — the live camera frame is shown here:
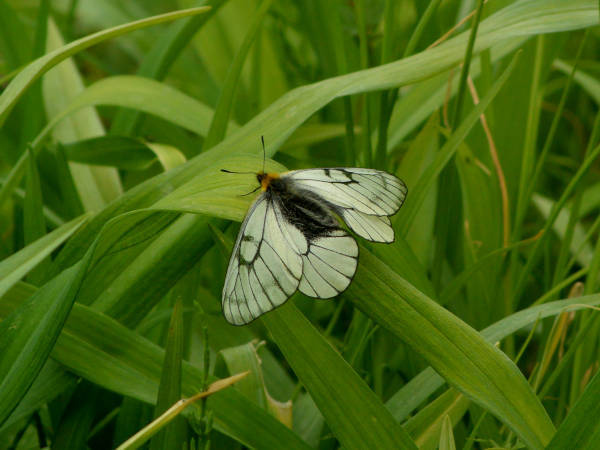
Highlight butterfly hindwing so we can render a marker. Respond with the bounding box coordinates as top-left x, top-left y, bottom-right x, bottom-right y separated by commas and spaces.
298, 229, 358, 298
